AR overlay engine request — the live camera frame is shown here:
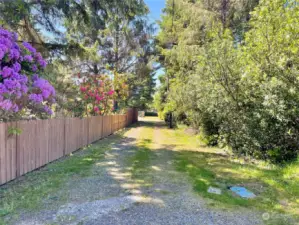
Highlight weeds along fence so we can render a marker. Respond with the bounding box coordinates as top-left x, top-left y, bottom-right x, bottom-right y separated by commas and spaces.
0, 108, 138, 185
